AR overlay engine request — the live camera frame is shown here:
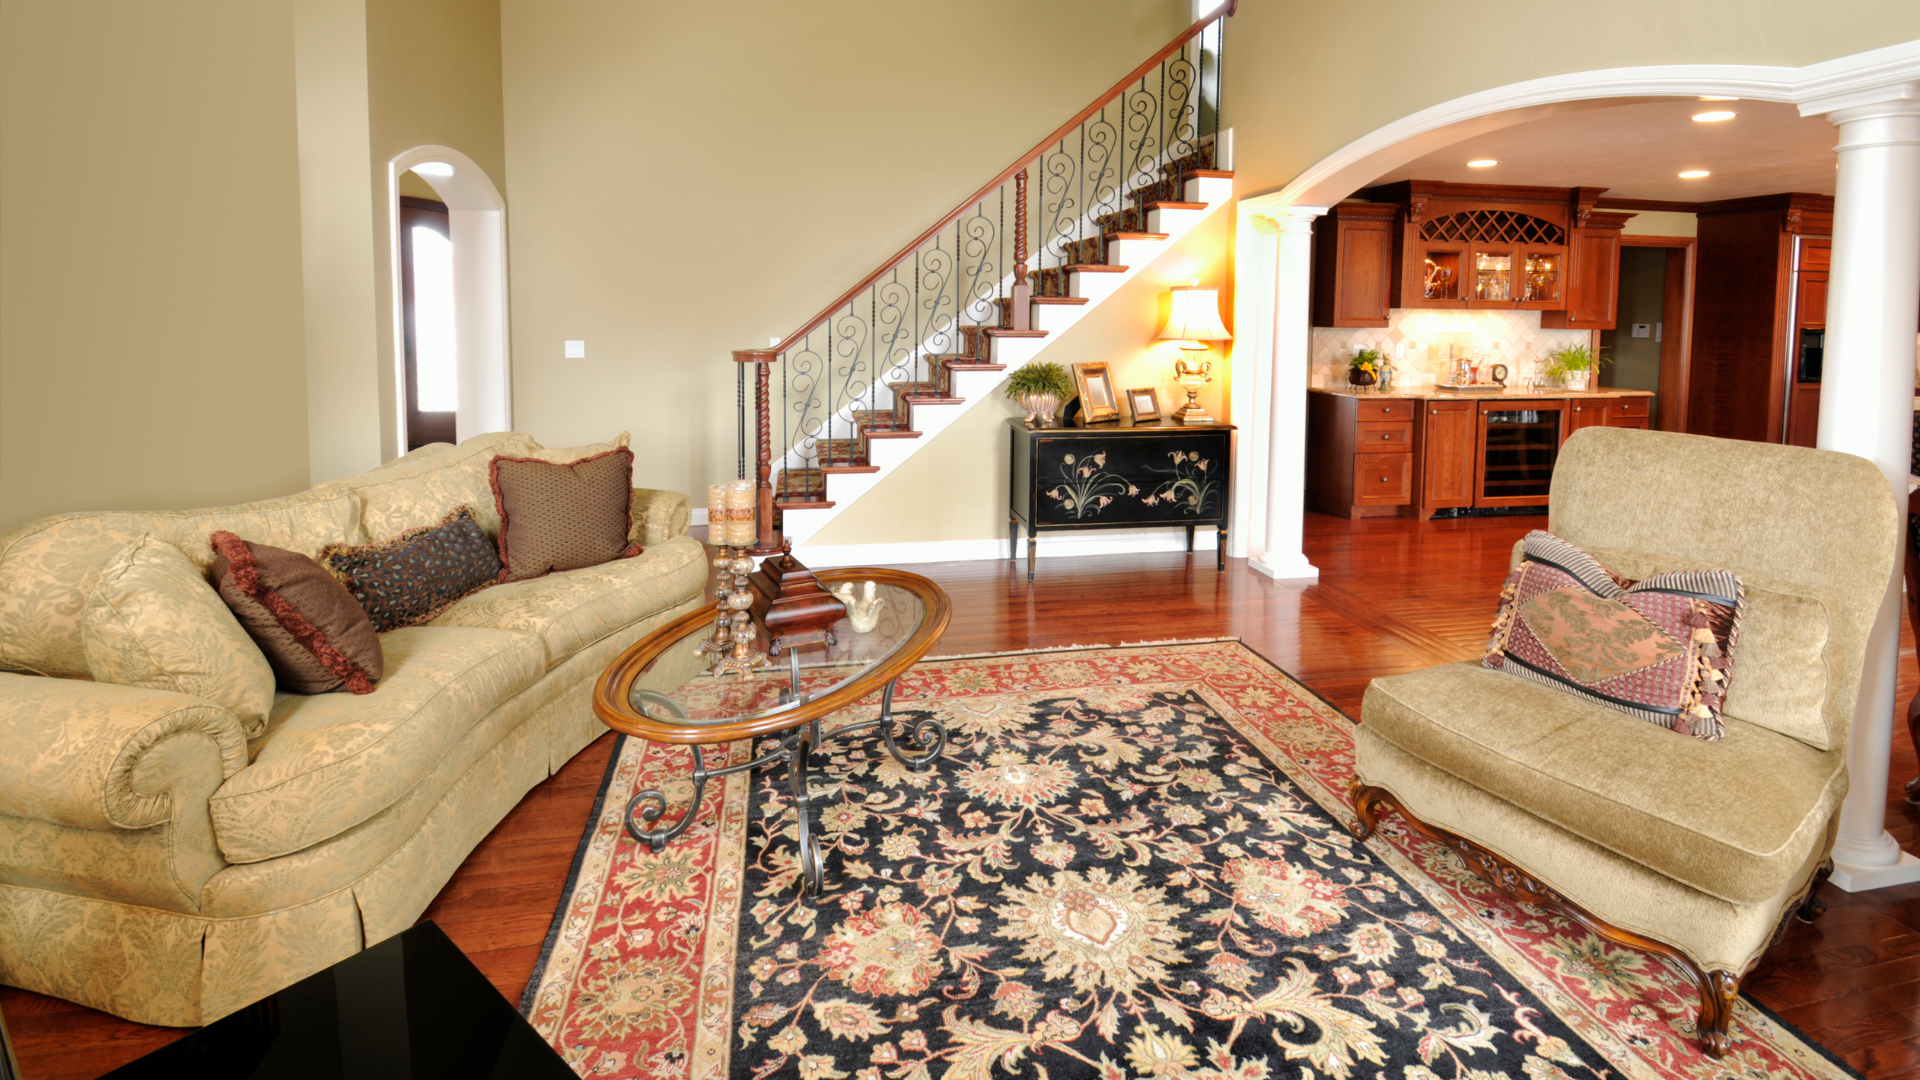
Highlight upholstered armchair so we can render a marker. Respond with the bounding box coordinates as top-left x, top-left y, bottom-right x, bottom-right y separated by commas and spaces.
1349, 427, 1899, 1058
